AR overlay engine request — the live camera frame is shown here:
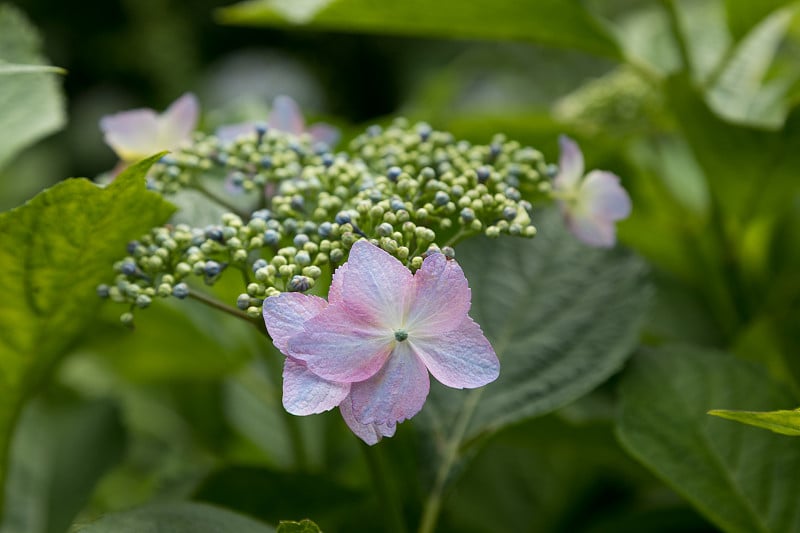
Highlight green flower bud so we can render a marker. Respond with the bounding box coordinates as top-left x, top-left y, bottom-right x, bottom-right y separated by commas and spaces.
330, 248, 344, 263
410, 256, 423, 270
135, 294, 152, 308
485, 226, 501, 238
246, 306, 262, 319
233, 249, 248, 263
176, 262, 191, 277
120, 312, 134, 327
157, 283, 172, 297
302, 265, 322, 279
